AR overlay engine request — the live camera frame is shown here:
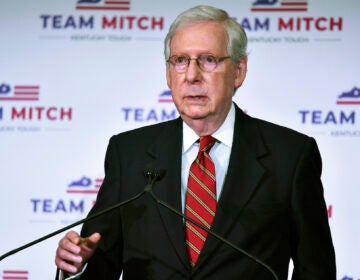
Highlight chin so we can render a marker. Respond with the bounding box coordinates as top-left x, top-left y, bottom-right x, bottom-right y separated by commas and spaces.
183, 111, 210, 120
